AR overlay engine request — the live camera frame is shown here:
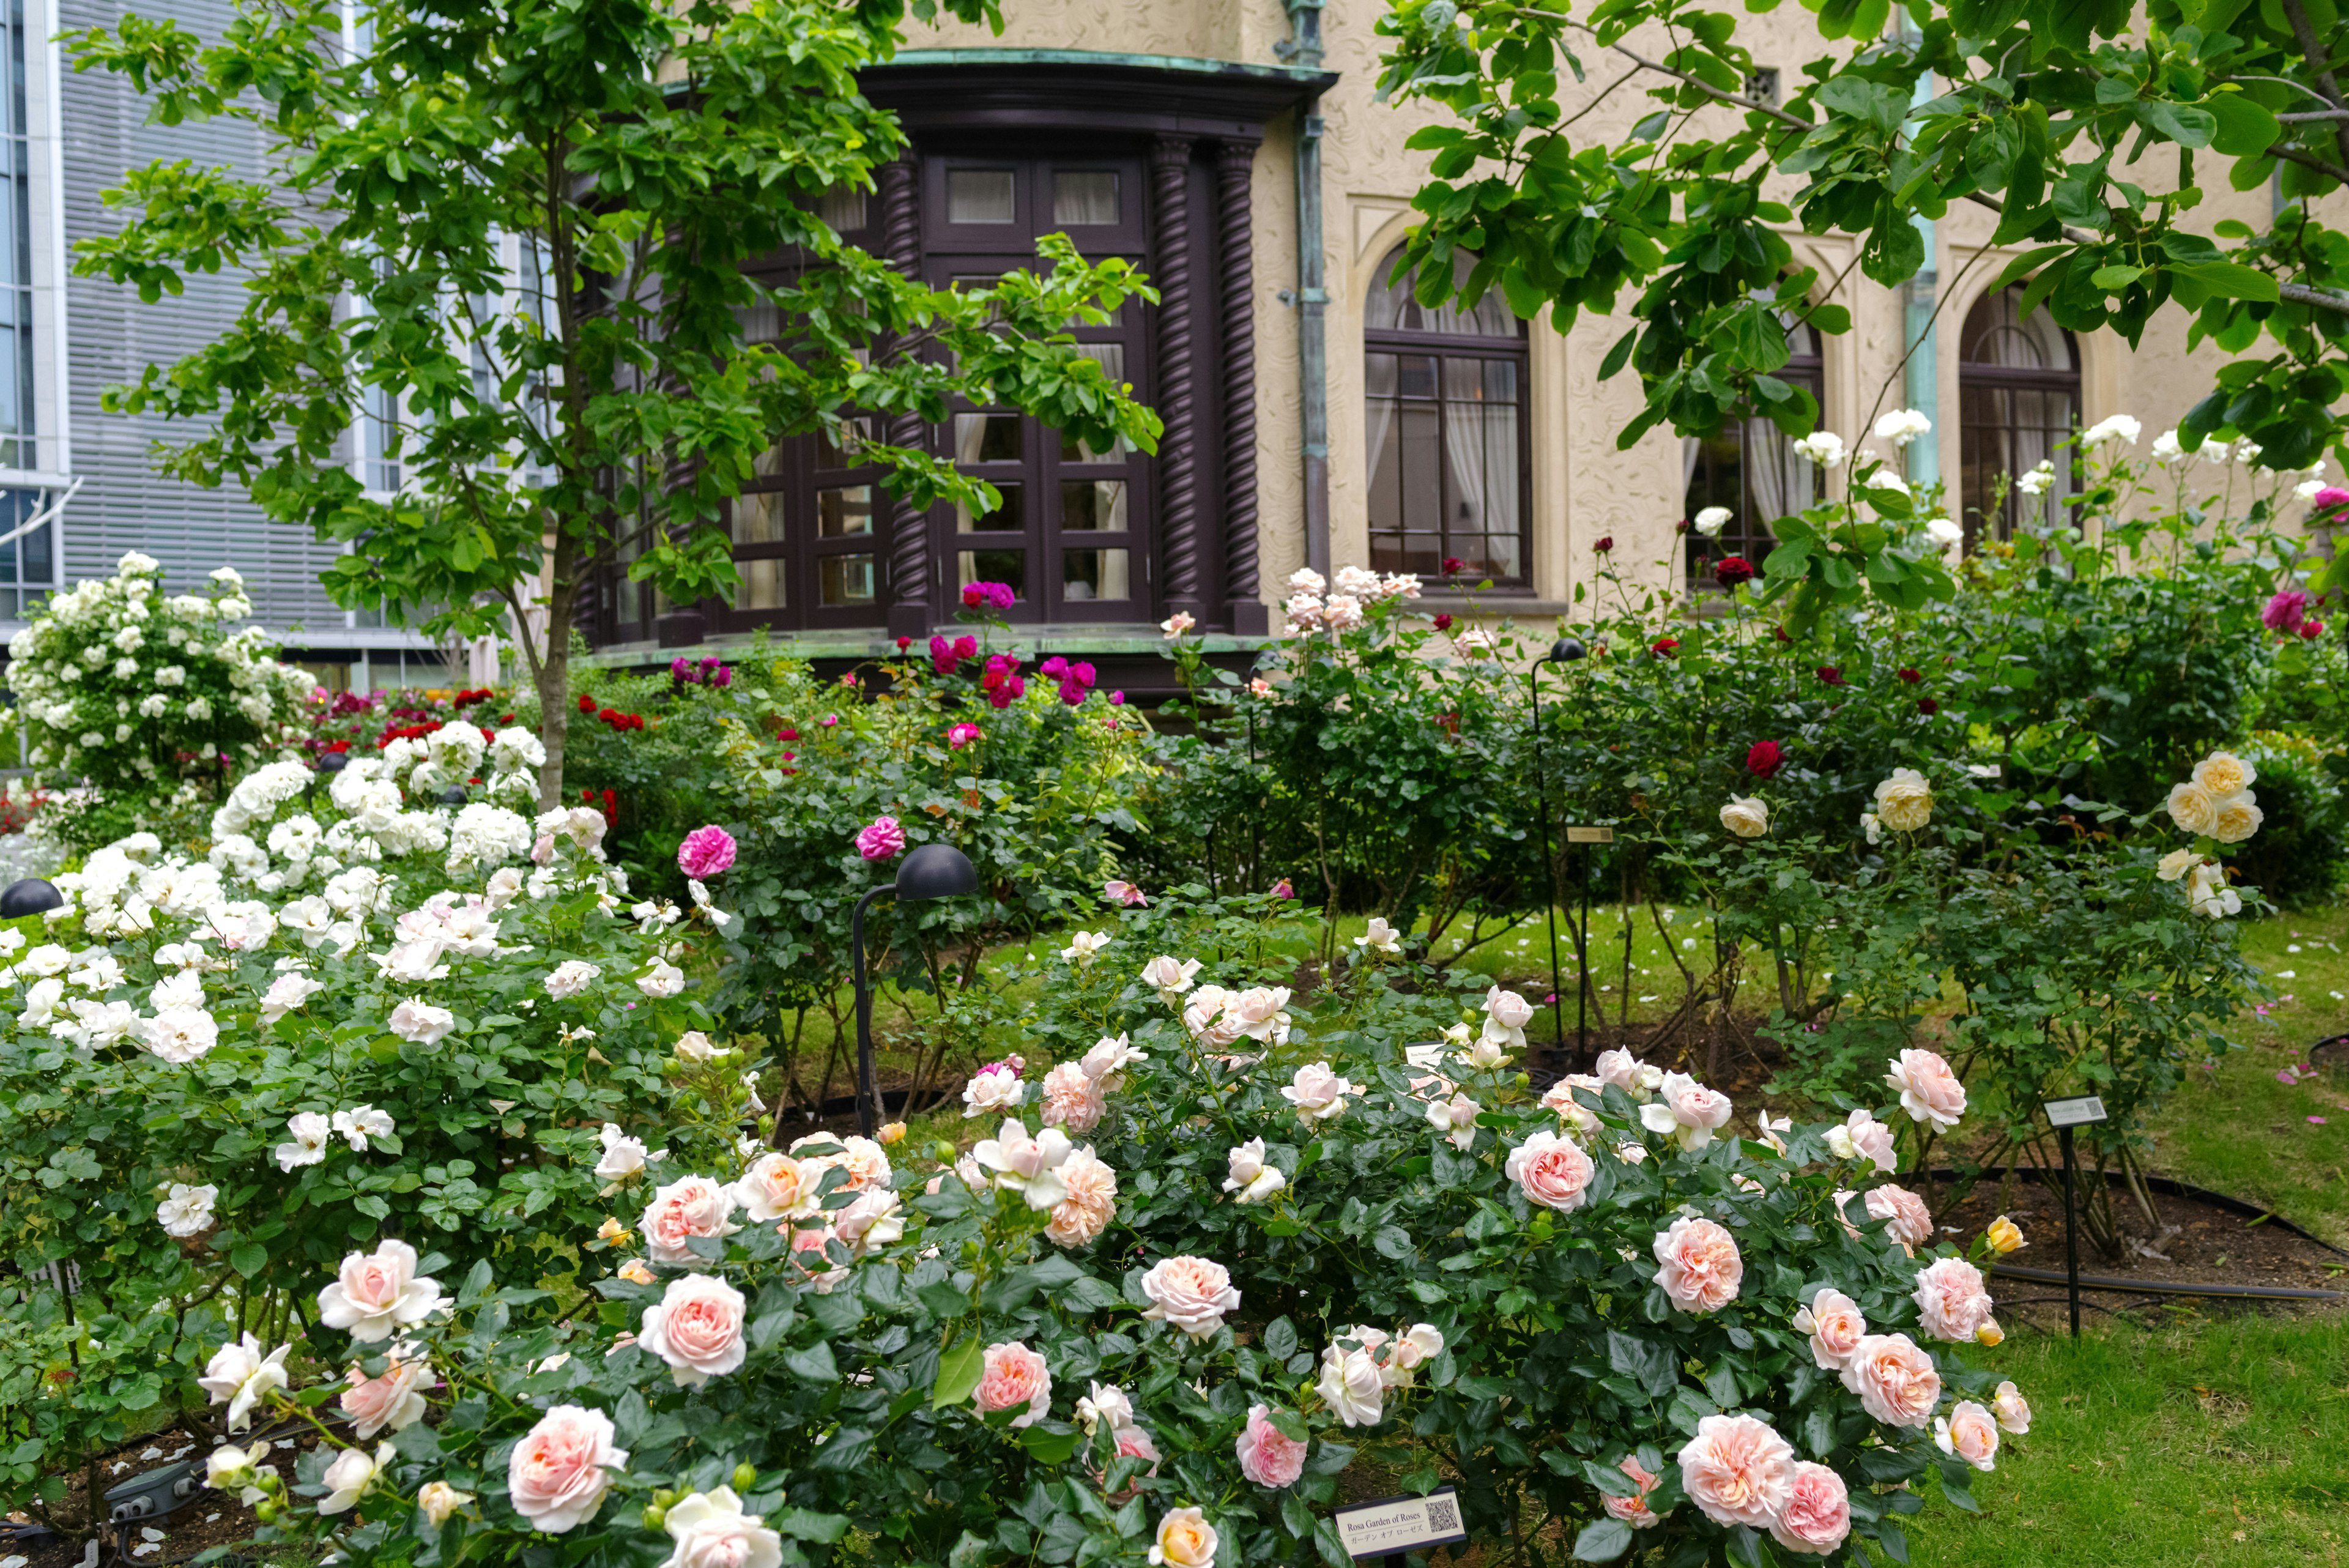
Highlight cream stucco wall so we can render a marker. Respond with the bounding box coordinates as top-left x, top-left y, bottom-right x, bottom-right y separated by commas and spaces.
904, 0, 2340, 624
